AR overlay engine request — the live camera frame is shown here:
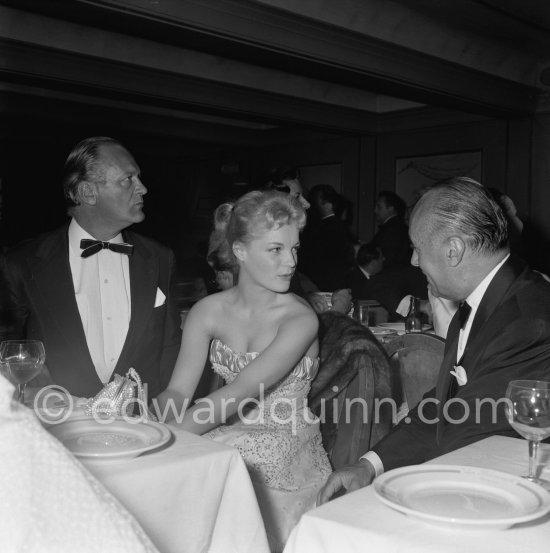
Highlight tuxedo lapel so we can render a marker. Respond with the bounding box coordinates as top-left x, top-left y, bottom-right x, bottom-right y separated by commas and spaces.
435, 256, 524, 443
456, 256, 523, 371
30, 227, 95, 368
114, 234, 157, 377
